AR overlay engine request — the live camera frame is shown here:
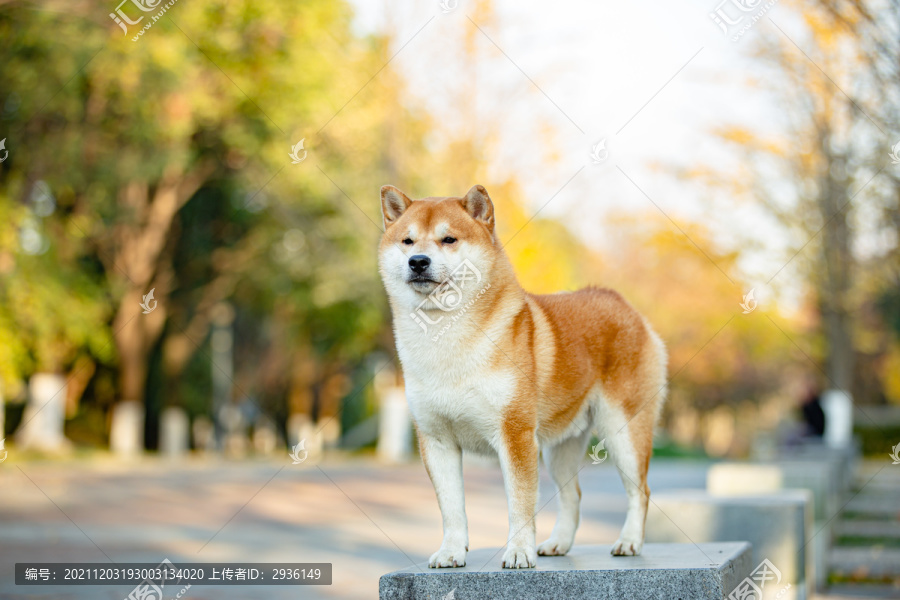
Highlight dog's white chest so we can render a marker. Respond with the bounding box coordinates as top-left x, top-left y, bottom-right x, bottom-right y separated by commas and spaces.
397, 327, 515, 453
